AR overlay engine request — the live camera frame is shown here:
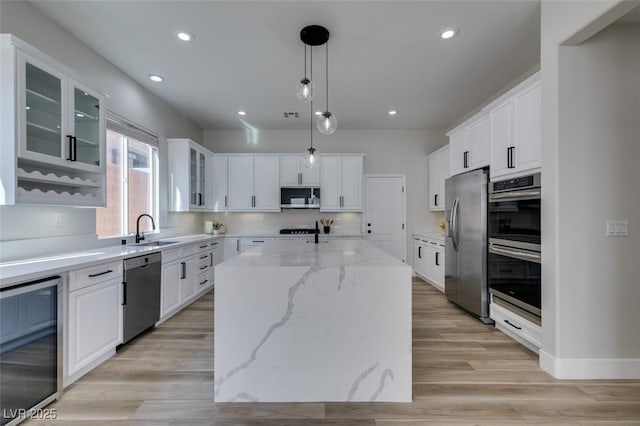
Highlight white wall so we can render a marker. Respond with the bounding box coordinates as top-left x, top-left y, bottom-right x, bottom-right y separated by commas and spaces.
540, 0, 640, 378
0, 1, 204, 261
203, 129, 447, 263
